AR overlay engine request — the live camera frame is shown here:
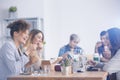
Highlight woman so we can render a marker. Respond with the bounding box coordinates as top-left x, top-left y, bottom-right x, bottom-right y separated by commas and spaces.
24, 29, 44, 71
0, 20, 37, 80
103, 28, 120, 80
87, 28, 120, 80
